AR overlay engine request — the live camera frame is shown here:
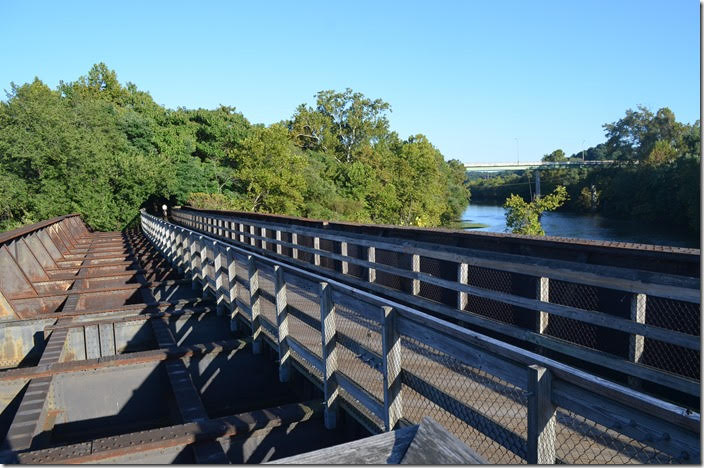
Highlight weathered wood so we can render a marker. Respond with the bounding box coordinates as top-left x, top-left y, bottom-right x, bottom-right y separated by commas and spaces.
275, 230, 282, 255
248, 256, 262, 354
319, 282, 339, 429
274, 266, 290, 382
536, 277, 549, 334
401, 370, 526, 459
226, 247, 239, 331
457, 262, 468, 310
269, 424, 418, 464
395, 304, 700, 431
260, 227, 267, 250
291, 232, 299, 259
191, 211, 698, 303
287, 335, 323, 373
150, 212, 701, 444
552, 379, 700, 463
336, 370, 385, 422
313, 236, 321, 266
527, 365, 556, 464
214, 242, 226, 316
366, 246, 376, 283
400, 417, 487, 464
186, 223, 697, 350
339, 240, 348, 274
628, 293, 647, 387
397, 314, 527, 388
381, 306, 403, 431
